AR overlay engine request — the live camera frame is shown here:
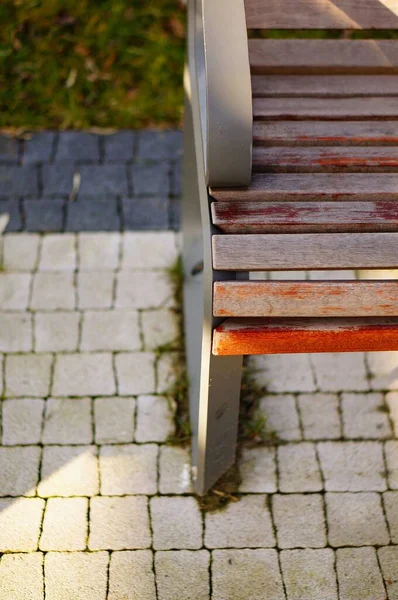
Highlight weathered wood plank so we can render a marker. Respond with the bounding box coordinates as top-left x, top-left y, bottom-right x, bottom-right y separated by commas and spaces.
249, 40, 398, 74
213, 281, 398, 317
251, 75, 398, 97
253, 121, 398, 146
211, 201, 398, 233
213, 317, 398, 355
210, 174, 398, 202
253, 97, 398, 120
252, 146, 398, 172
212, 232, 398, 270
244, 0, 398, 29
